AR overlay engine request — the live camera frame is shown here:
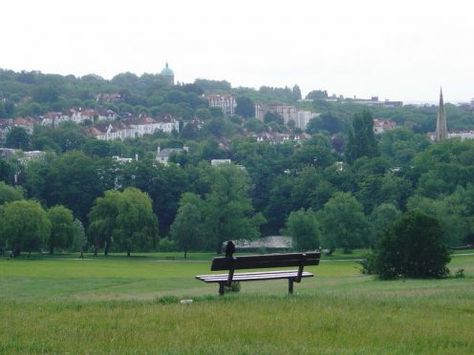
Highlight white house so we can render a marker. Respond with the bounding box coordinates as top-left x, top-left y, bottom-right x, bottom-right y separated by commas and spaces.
91, 116, 180, 141
156, 146, 187, 165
